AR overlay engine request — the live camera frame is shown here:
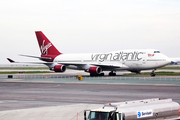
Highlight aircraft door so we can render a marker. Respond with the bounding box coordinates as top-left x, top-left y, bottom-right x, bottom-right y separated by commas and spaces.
142, 57, 146, 64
